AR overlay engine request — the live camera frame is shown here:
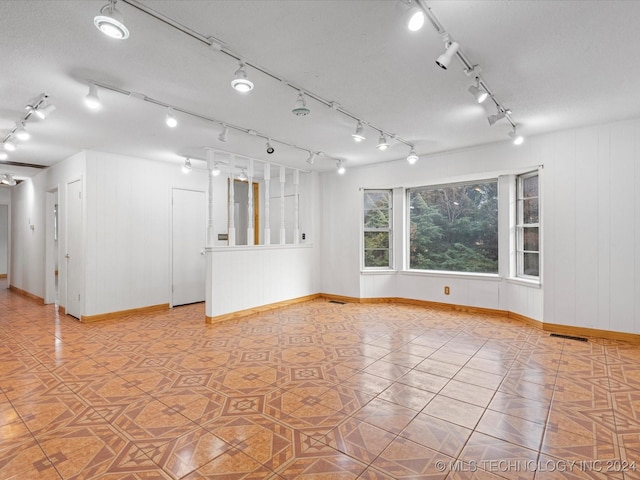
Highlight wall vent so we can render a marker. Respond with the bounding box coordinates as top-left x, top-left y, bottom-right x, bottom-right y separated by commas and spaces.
550, 333, 588, 342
